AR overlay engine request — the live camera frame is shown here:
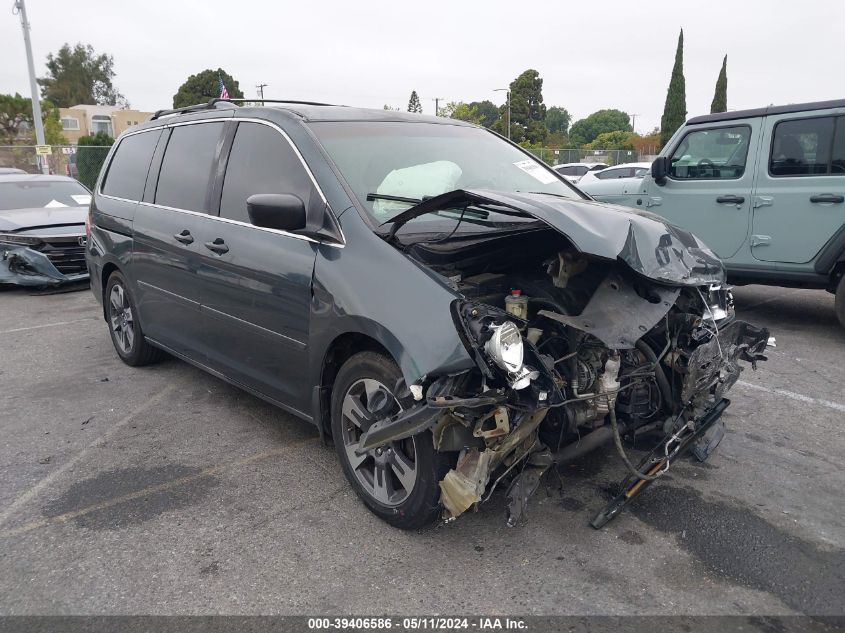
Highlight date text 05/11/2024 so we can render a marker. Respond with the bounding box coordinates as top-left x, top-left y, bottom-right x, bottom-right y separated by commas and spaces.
307, 617, 528, 630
